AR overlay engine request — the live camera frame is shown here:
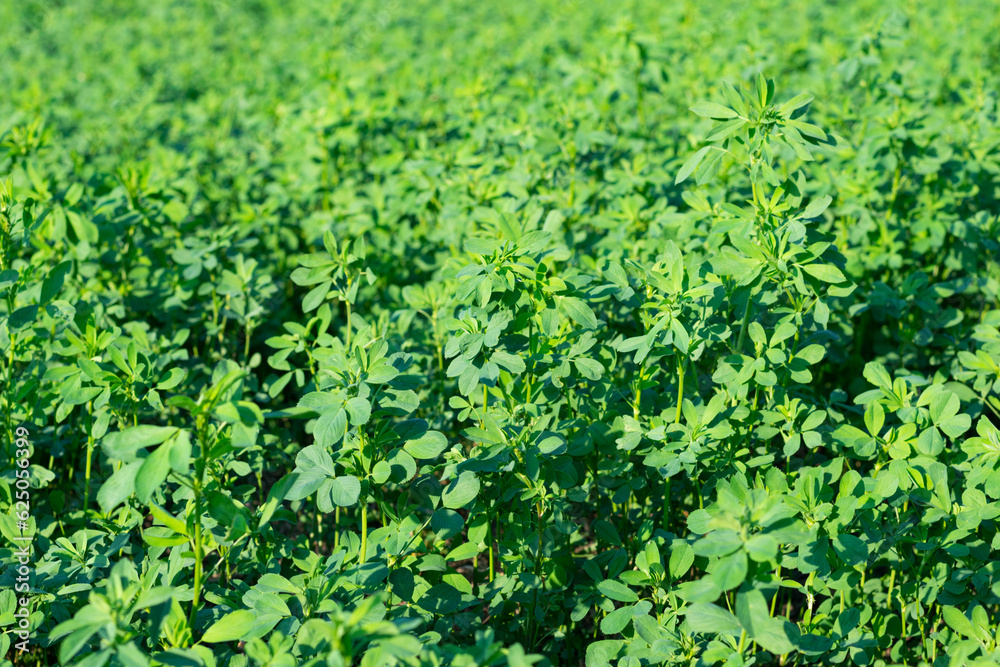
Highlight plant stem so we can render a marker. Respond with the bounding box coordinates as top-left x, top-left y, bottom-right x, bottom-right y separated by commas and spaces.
771, 565, 782, 615
3, 330, 14, 461
82, 401, 95, 512
314, 506, 321, 547
900, 594, 907, 641
189, 491, 203, 625
359, 499, 367, 564
345, 298, 352, 349
735, 293, 754, 354
243, 321, 252, 363
526, 318, 534, 404
675, 356, 685, 423
487, 503, 495, 582
482, 383, 488, 429
334, 506, 340, 550
189, 418, 208, 632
